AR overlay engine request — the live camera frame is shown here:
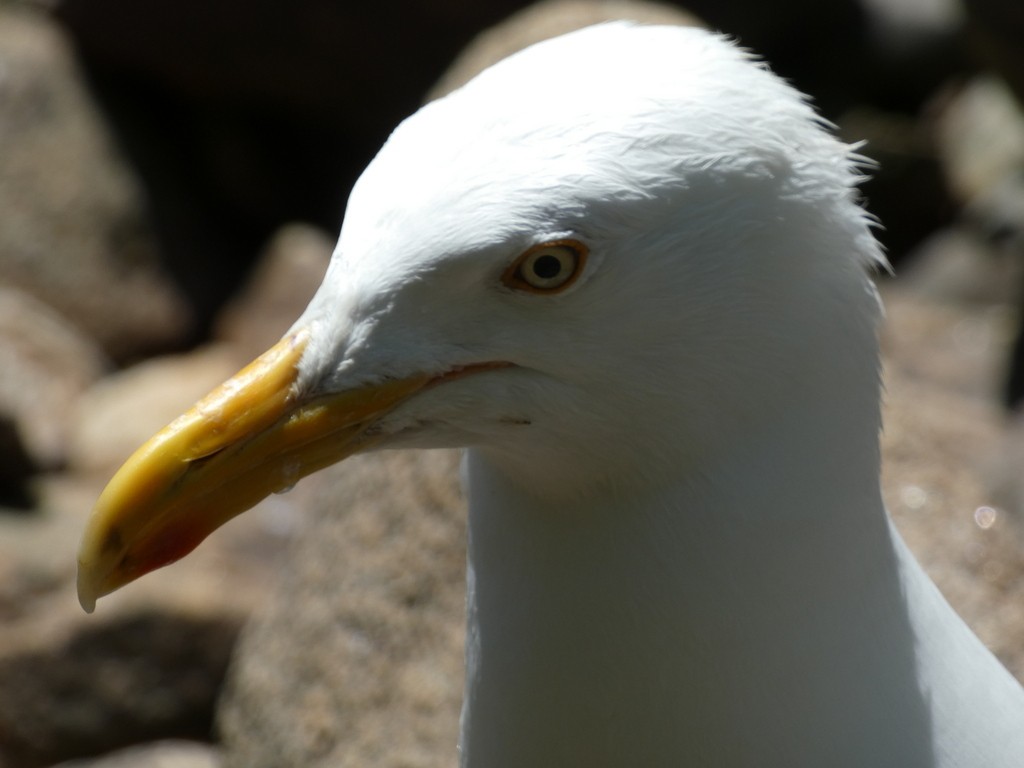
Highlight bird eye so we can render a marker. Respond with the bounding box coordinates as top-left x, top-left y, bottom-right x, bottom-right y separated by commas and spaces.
503, 240, 588, 294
